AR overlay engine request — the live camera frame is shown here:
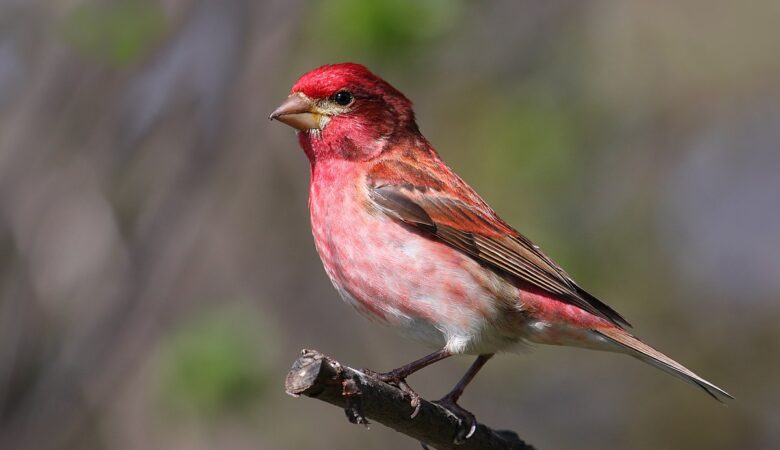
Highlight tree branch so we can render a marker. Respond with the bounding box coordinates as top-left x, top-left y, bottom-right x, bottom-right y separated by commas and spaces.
285, 349, 536, 450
